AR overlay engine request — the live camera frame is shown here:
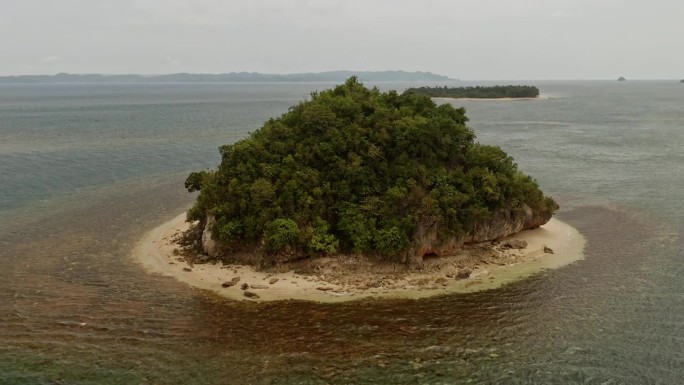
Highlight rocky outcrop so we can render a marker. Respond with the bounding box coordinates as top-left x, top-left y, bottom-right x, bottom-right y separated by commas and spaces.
409, 223, 462, 266
464, 204, 549, 243
409, 204, 551, 264
202, 214, 221, 258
